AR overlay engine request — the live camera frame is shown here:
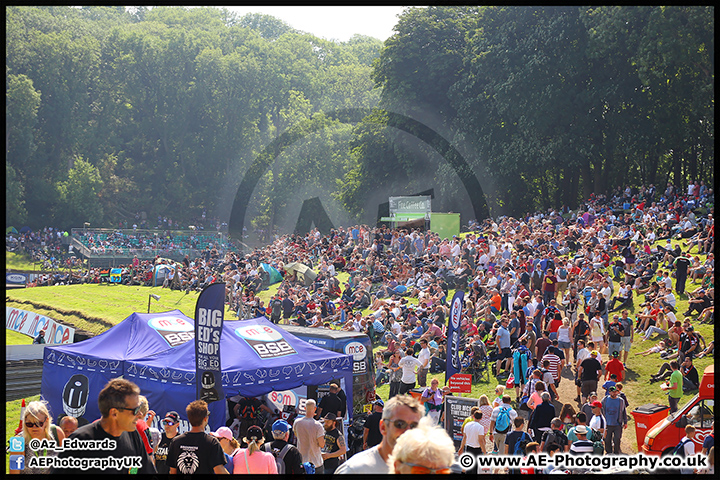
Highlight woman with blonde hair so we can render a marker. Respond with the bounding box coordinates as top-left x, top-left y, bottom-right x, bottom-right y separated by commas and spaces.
556, 317, 573, 365
477, 395, 494, 453
233, 425, 277, 474
492, 385, 505, 409
9, 400, 65, 474
389, 416, 455, 474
